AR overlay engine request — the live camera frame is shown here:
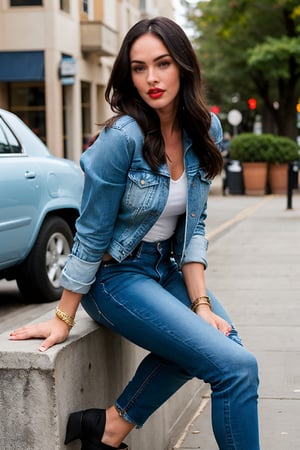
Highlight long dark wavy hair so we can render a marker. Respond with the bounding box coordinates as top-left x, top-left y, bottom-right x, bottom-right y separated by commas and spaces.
104, 16, 223, 179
